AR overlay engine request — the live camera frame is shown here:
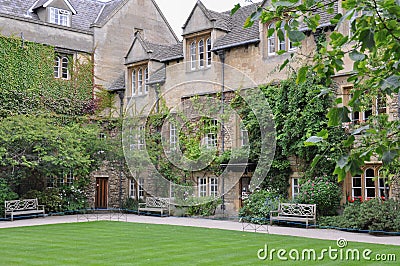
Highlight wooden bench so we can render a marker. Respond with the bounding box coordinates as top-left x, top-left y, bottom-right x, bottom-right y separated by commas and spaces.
4, 198, 45, 221
138, 197, 170, 216
270, 203, 316, 228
